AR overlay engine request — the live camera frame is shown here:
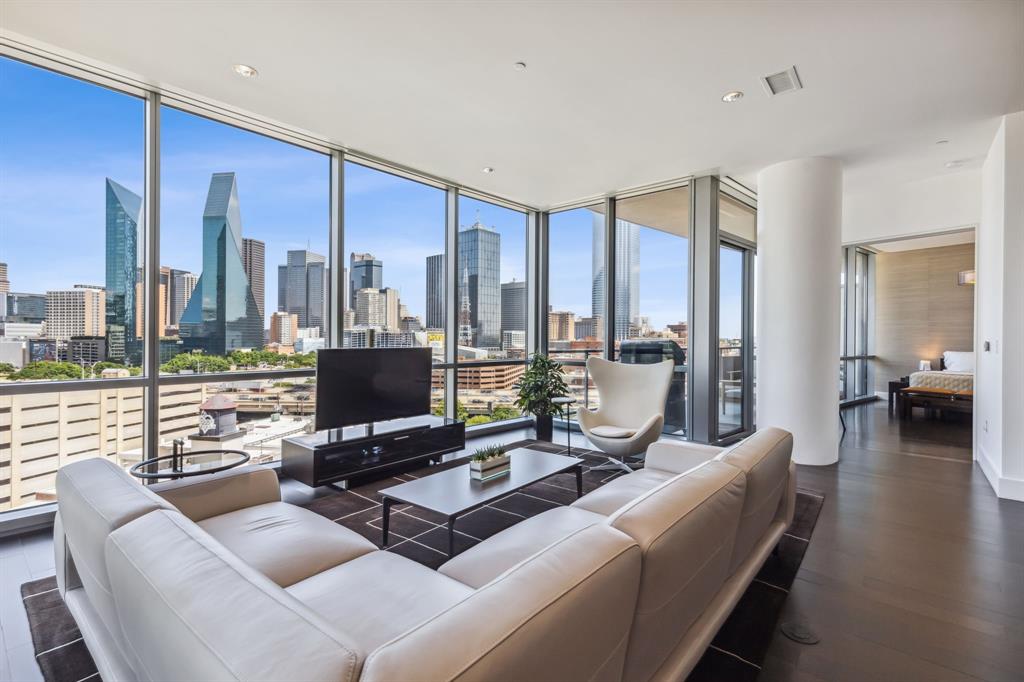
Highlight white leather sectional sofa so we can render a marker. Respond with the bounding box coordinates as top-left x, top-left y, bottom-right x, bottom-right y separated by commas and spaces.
54, 427, 794, 682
